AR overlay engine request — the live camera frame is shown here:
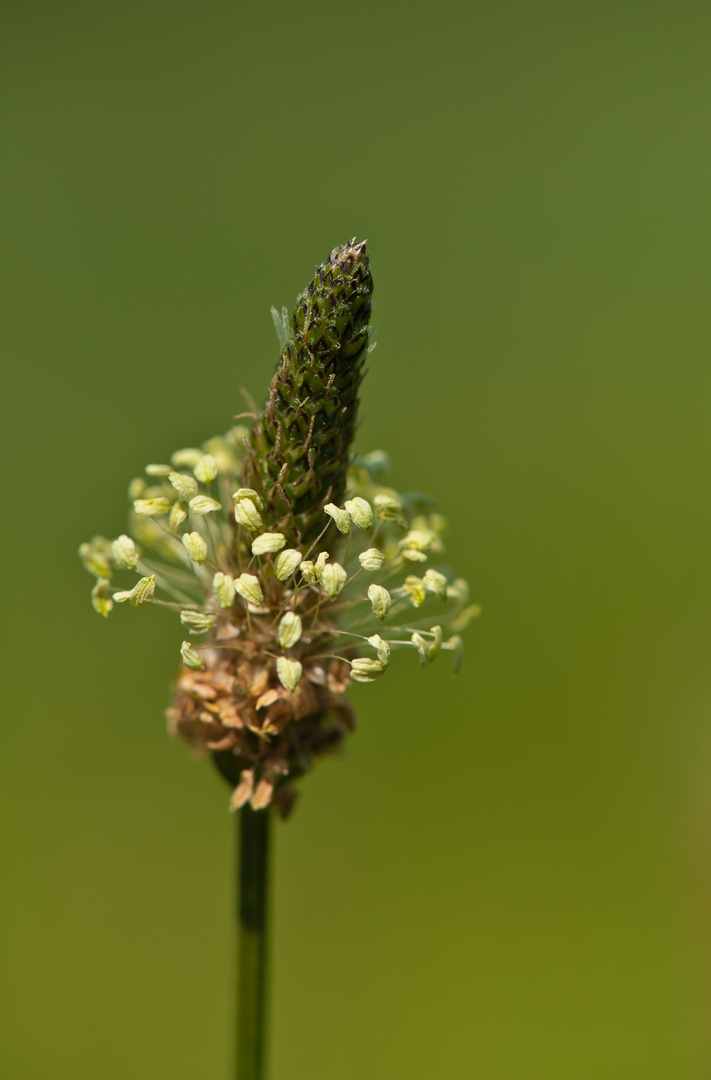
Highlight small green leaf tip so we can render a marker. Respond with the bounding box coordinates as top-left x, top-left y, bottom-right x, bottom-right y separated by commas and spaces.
246, 239, 374, 547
